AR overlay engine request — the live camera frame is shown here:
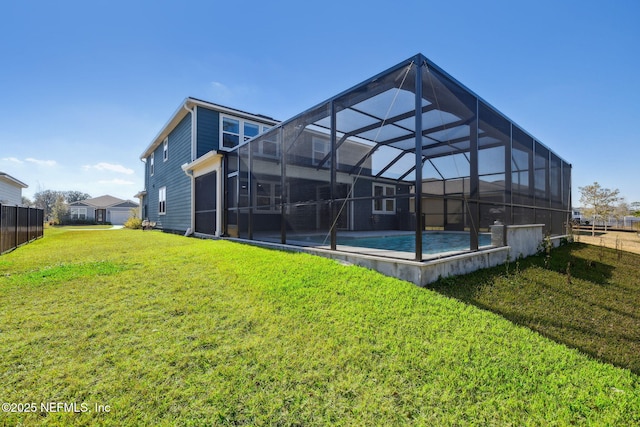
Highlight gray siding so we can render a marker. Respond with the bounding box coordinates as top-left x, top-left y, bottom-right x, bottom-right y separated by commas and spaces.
197, 107, 220, 157
0, 181, 22, 205
145, 114, 192, 232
